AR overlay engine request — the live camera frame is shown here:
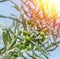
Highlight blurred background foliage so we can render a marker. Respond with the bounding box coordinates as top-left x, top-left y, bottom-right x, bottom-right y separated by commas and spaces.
0, 0, 60, 59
